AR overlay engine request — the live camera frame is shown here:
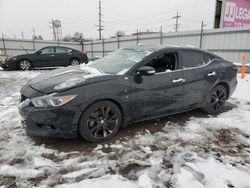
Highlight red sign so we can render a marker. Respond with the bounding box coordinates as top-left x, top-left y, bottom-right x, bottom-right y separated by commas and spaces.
221, 0, 250, 28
